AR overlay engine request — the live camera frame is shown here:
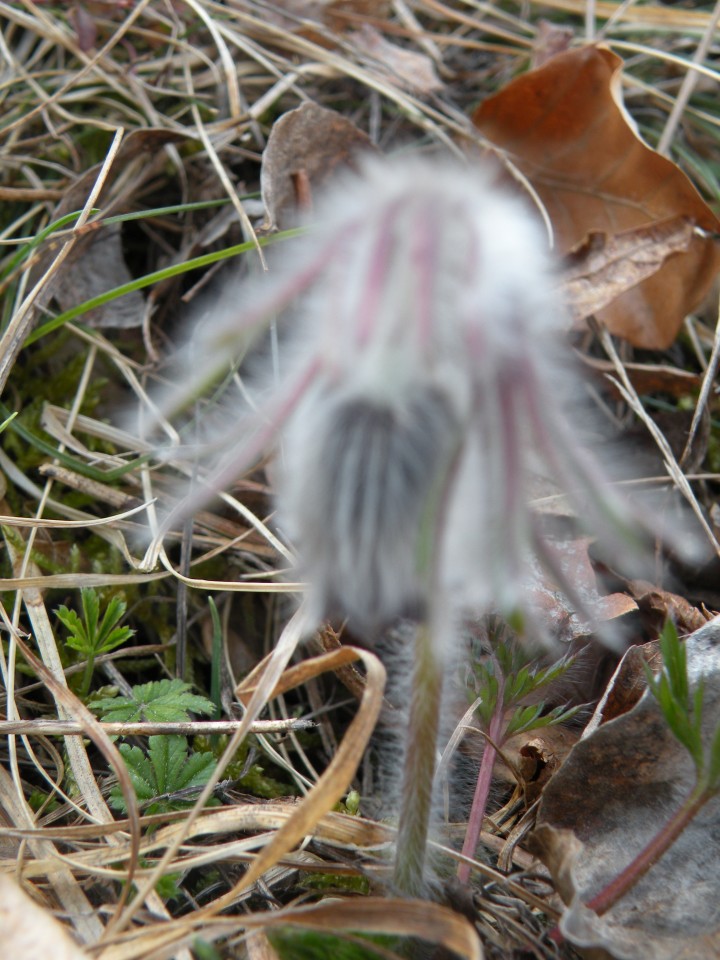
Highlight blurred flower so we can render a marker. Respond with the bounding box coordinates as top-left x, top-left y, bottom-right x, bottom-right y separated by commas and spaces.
165, 155, 642, 637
